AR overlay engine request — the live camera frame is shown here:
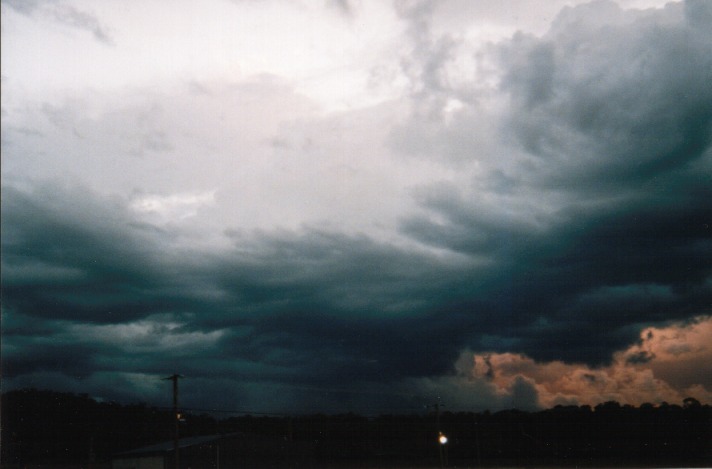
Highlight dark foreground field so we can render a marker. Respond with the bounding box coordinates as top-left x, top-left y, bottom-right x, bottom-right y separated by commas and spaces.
3, 390, 710, 469
3, 462, 711, 469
